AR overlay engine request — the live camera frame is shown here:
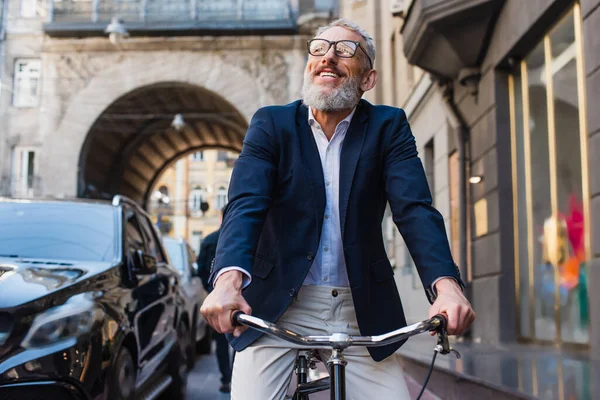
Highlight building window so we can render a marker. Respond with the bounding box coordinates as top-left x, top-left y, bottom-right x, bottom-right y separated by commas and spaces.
509, 5, 589, 345
20, 0, 38, 18
215, 186, 227, 210
191, 231, 203, 254
217, 150, 228, 161
13, 59, 41, 108
189, 186, 205, 215
11, 147, 38, 197
191, 151, 204, 161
